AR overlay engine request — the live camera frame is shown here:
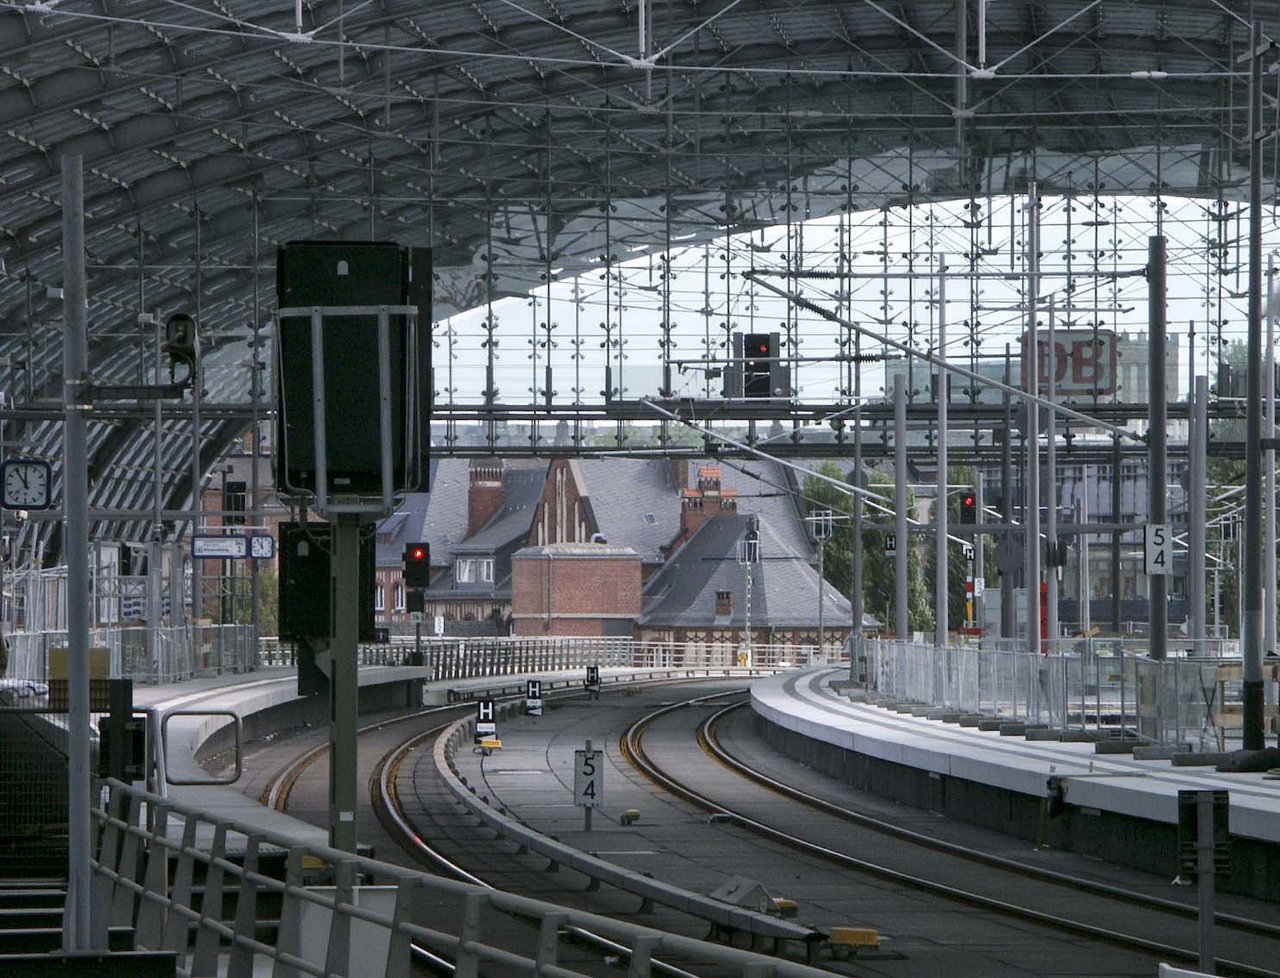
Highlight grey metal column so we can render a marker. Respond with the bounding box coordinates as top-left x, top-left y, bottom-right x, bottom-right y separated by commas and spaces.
1001, 348, 1015, 638
1024, 189, 1041, 655
1265, 261, 1275, 665
249, 192, 263, 670
936, 258, 949, 649
1191, 376, 1208, 649
850, 338, 864, 680
60, 154, 94, 951
975, 477, 986, 632
1046, 296, 1059, 651
1149, 235, 1168, 661
190, 206, 203, 624
817, 533, 827, 655
1112, 436, 1122, 633
1243, 20, 1265, 749
330, 513, 360, 852
1080, 487, 1091, 634
895, 374, 909, 642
